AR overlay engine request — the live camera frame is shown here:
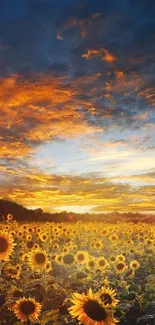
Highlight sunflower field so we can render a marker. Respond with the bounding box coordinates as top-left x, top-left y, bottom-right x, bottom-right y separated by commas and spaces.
0, 215, 155, 325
